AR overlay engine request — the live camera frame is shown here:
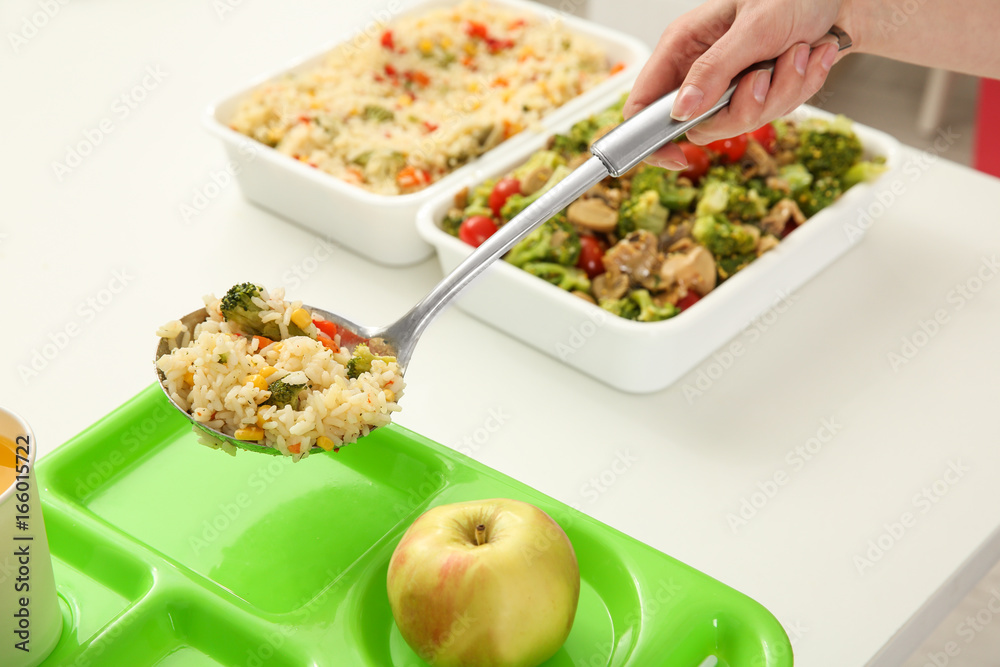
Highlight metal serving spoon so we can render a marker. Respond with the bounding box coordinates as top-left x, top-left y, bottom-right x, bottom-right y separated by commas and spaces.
157, 27, 852, 455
